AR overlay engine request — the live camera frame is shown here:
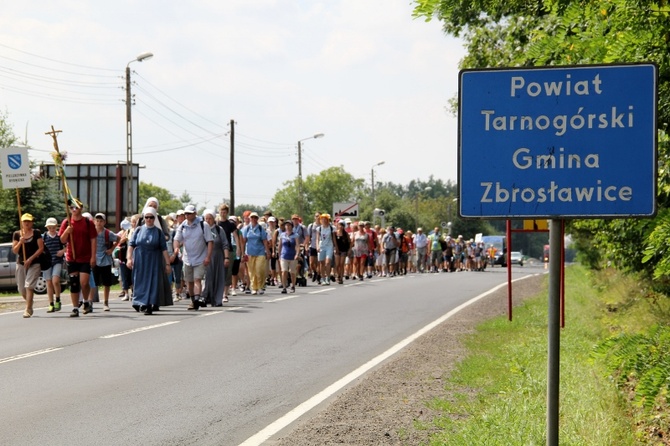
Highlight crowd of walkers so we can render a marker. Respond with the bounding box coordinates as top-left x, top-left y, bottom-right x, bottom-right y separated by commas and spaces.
13, 197, 500, 318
